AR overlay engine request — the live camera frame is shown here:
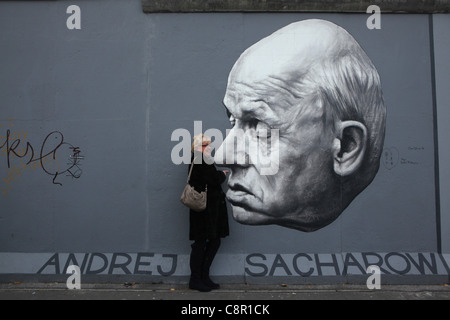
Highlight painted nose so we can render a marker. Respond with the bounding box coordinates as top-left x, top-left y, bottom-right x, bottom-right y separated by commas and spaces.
214, 127, 249, 168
